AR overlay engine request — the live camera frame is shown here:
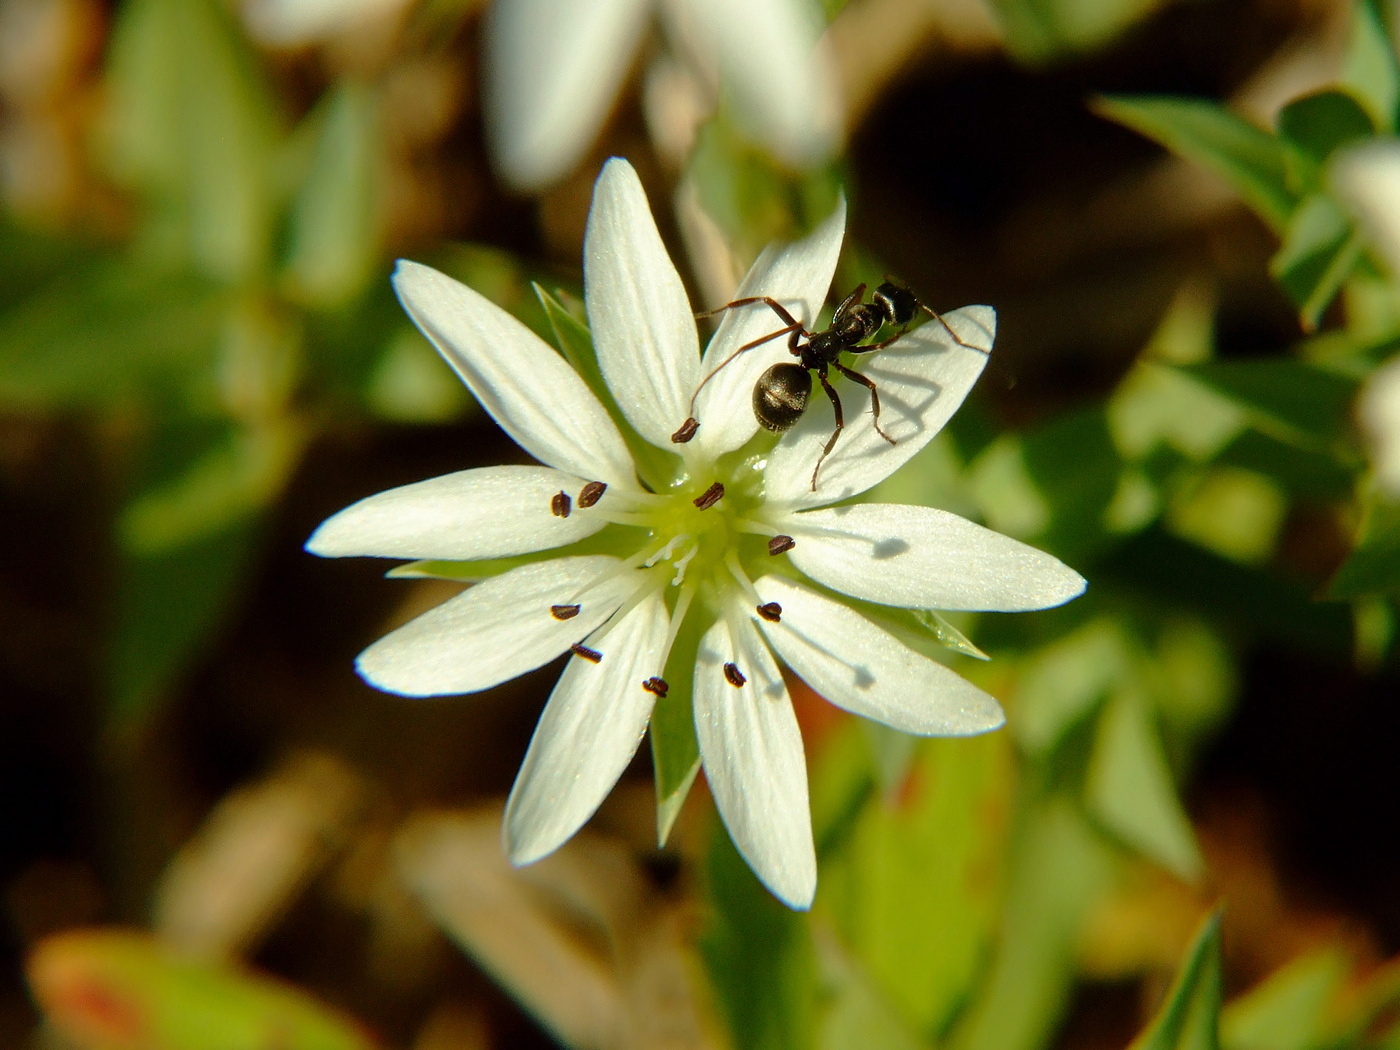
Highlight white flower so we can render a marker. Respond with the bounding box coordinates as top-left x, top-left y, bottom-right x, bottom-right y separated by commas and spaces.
1359, 354, 1400, 497
484, 0, 839, 191
1333, 139, 1400, 277
307, 158, 1085, 908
